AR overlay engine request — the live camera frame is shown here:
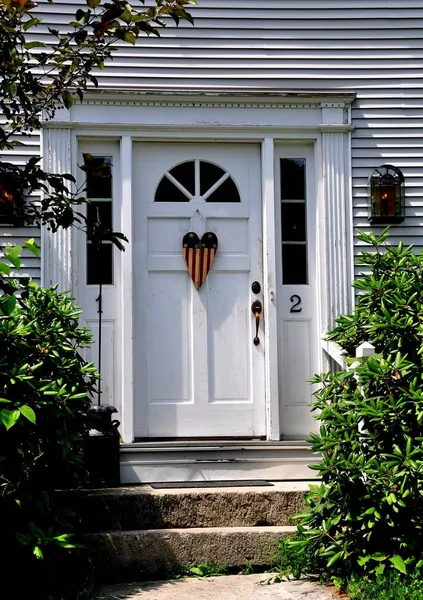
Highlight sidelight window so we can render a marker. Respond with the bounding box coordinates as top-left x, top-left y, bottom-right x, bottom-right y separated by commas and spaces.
280, 158, 307, 285
84, 154, 113, 285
